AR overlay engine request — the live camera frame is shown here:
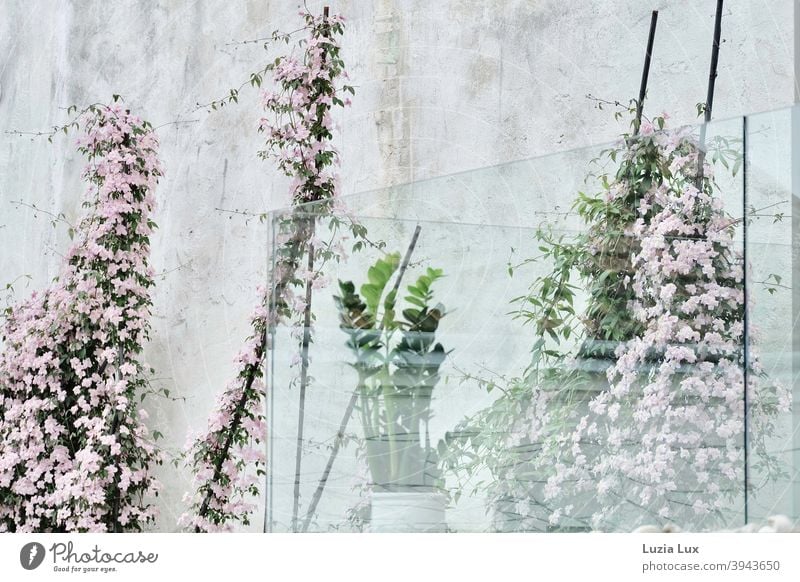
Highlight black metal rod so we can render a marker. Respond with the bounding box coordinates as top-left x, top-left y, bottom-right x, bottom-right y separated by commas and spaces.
696, 0, 725, 188
634, 10, 659, 135
704, 0, 724, 124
